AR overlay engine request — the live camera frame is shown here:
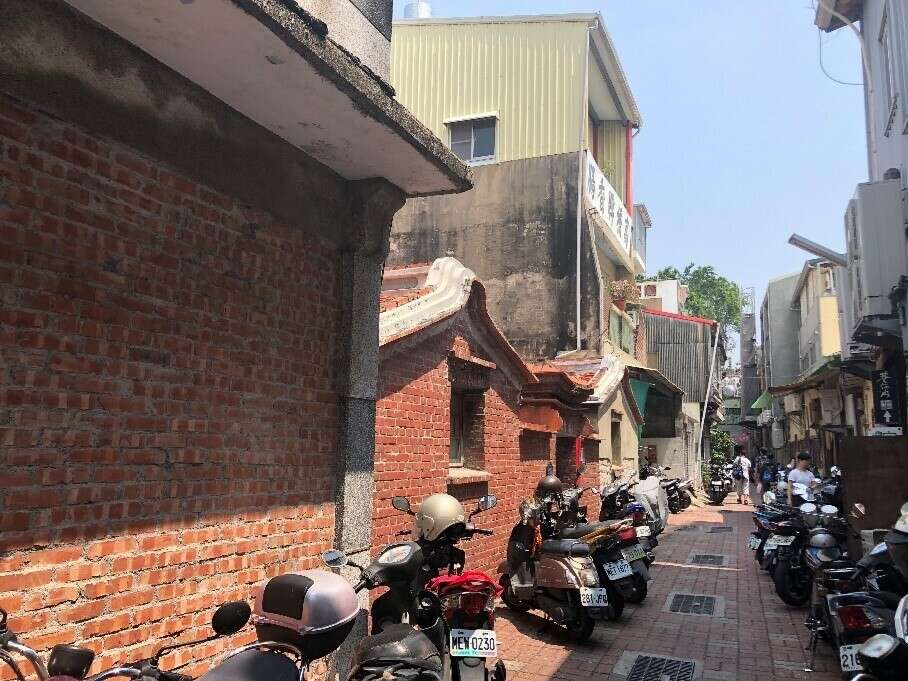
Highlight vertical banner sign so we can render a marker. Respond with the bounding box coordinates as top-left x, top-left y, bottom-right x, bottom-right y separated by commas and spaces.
574, 436, 583, 471
872, 367, 904, 434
